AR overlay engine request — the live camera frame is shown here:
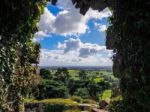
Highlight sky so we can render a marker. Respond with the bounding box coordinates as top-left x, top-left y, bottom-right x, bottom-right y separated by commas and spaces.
34, 0, 113, 67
